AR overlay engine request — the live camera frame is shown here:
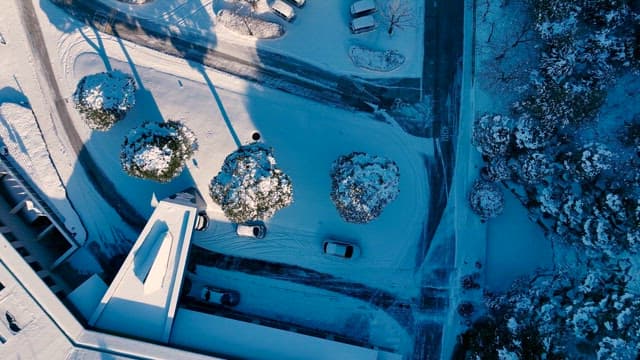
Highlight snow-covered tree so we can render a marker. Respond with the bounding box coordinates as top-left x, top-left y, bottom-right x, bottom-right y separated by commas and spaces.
472, 114, 513, 158
209, 143, 292, 223
481, 156, 513, 182
330, 152, 400, 223
514, 152, 553, 185
468, 180, 505, 220
73, 71, 136, 131
120, 120, 197, 183
562, 143, 612, 182
513, 114, 556, 150
380, 0, 414, 36
456, 266, 640, 359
